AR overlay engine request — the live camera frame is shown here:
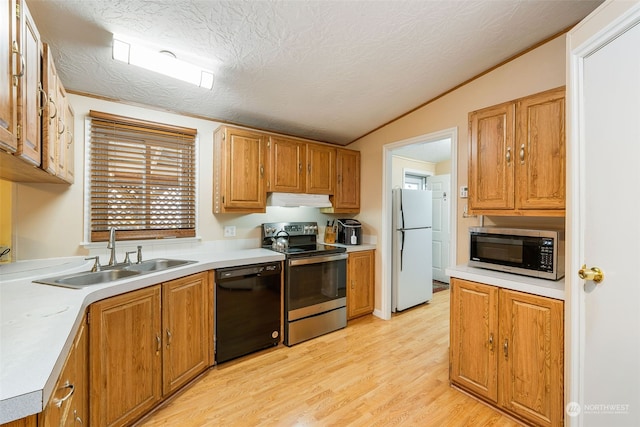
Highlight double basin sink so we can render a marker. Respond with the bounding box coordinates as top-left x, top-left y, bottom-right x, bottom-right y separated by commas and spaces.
34, 258, 196, 289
